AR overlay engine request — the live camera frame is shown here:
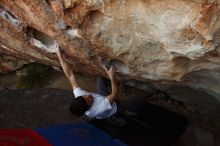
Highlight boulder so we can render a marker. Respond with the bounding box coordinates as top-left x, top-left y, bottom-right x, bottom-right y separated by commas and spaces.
0, 0, 220, 101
